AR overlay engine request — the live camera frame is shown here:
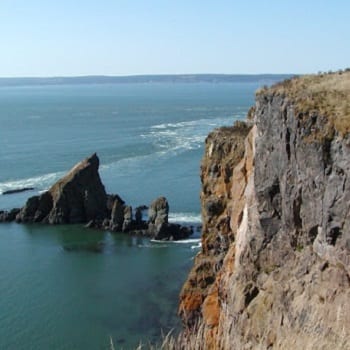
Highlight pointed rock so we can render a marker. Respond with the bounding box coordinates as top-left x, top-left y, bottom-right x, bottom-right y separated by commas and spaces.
17, 153, 107, 224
